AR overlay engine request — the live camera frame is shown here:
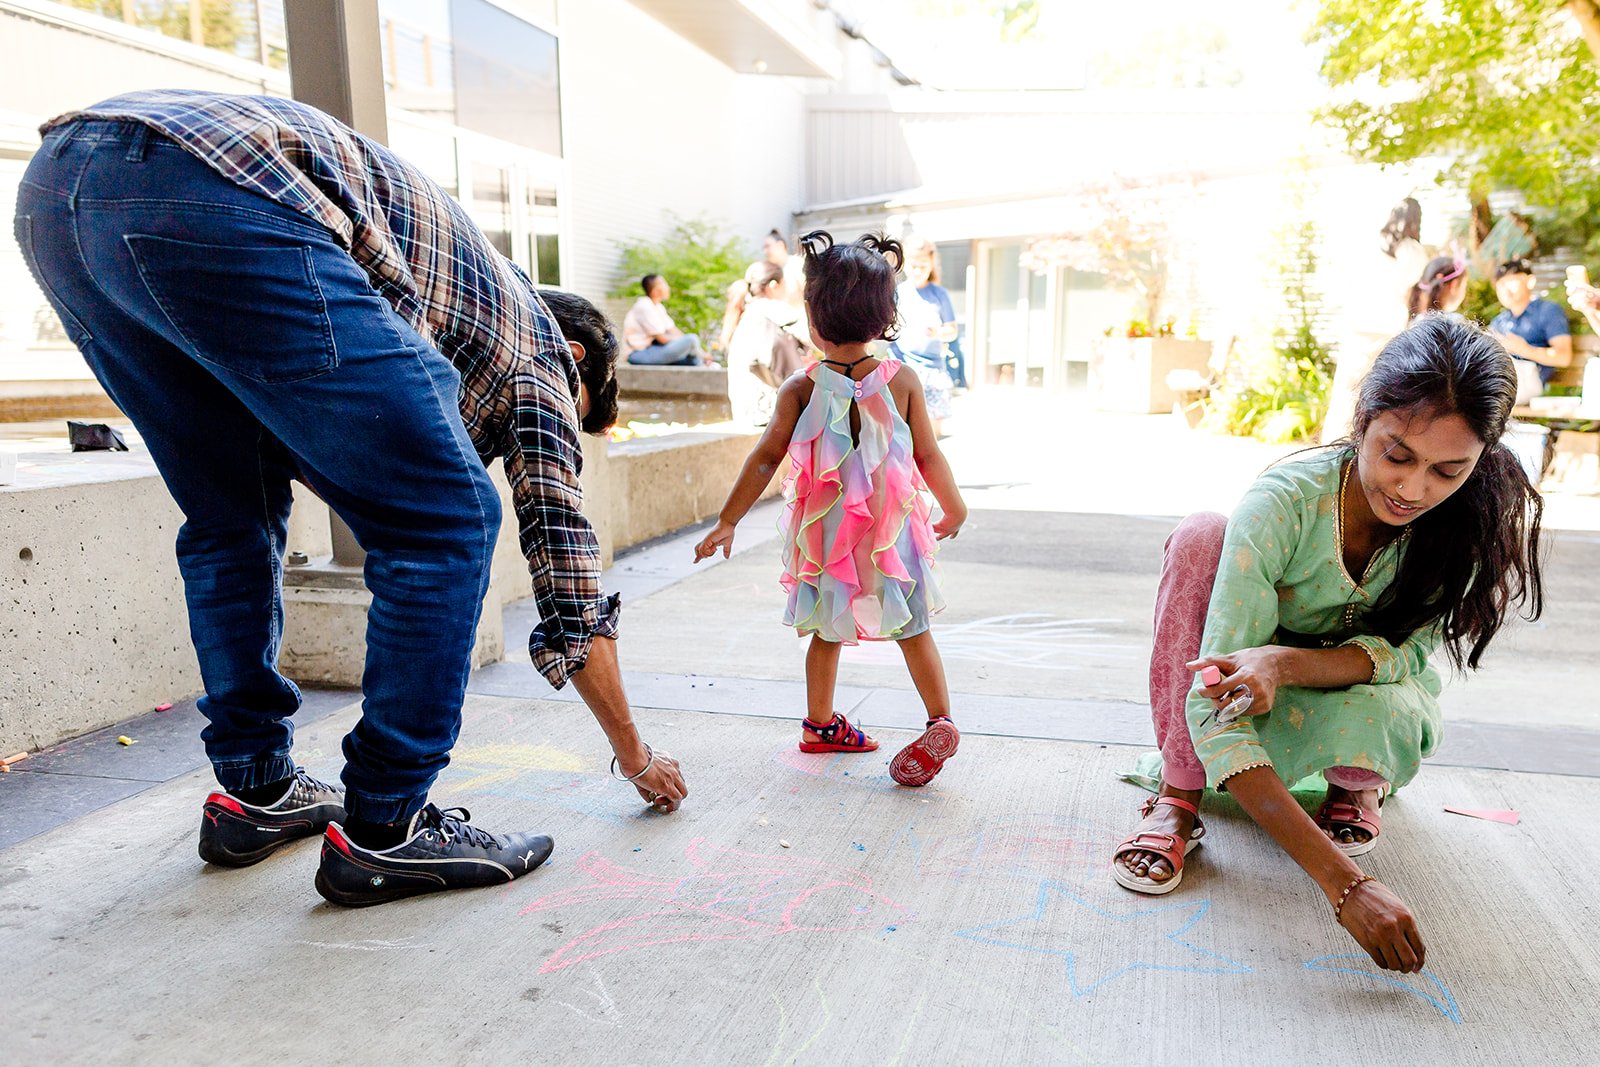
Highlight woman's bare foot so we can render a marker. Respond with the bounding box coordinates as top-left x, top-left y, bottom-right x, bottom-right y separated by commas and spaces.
1320, 784, 1382, 846
1116, 784, 1203, 884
